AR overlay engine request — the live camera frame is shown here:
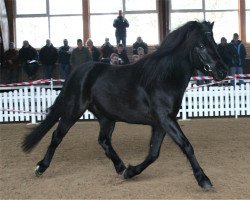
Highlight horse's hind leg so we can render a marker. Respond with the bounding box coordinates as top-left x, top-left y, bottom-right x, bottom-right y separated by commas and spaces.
98, 117, 126, 174
123, 126, 166, 179
35, 111, 84, 176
